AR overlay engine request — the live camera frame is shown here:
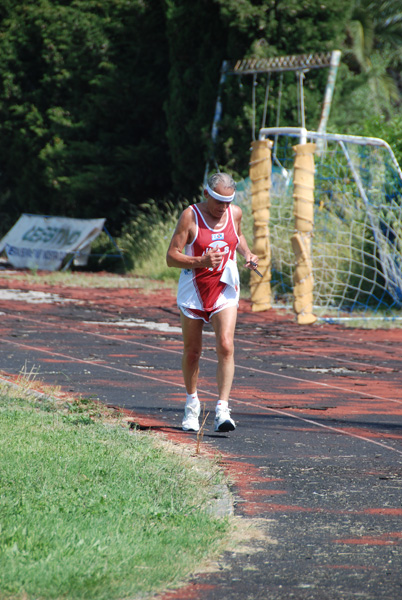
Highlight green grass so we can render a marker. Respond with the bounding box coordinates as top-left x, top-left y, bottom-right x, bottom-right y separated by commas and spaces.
0, 385, 231, 600
314, 307, 402, 329
0, 269, 177, 293
117, 199, 184, 284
